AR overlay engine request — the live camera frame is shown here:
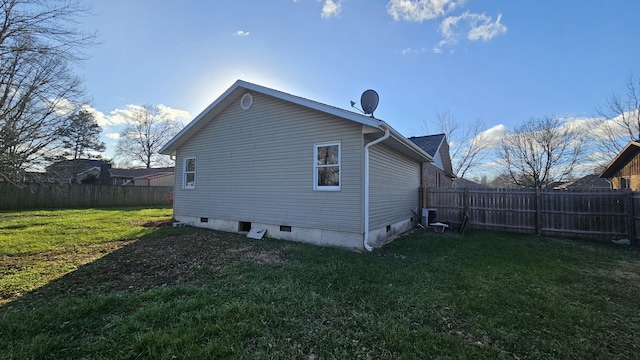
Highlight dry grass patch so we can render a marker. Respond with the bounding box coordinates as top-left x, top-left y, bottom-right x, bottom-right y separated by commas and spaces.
0, 241, 133, 304
612, 260, 640, 288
